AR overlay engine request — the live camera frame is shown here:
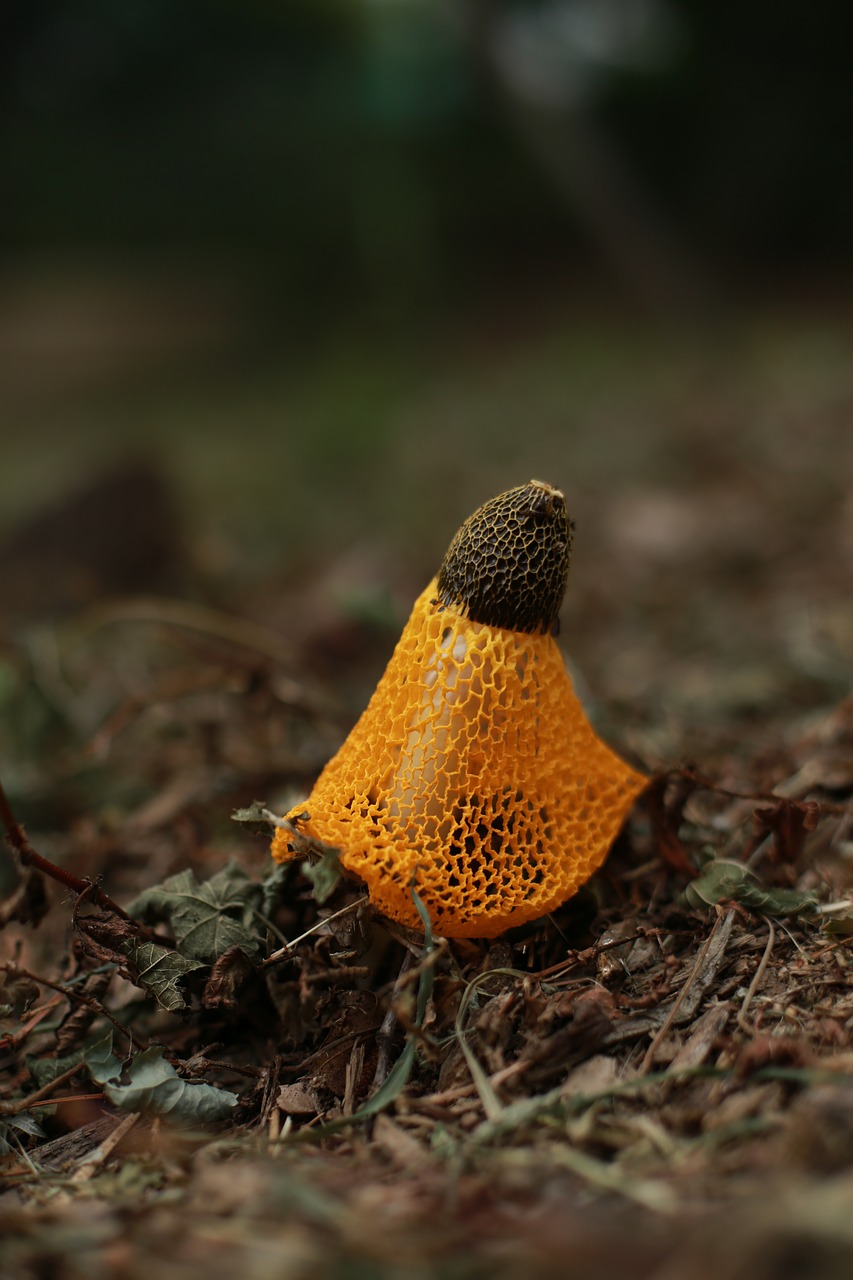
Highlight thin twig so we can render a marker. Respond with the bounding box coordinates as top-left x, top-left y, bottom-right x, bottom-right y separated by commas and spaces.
677, 767, 843, 819
0, 963, 145, 1051
184, 1057, 263, 1080
251, 907, 290, 948
0, 775, 133, 921
260, 896, 369, 968
0, 1062, 85, 1117
70, 1113, 141, 1183
27, 1093, 105, 1110
737, 919, 776, 1036
278, 1025, 381, 1076
534, 928, 689, 984
268, 1105, 282, 1151
1, 994, 66, 1052
535, 931, 658, 982
639, 913, 726, 1074
343, 1043, 366, 1118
